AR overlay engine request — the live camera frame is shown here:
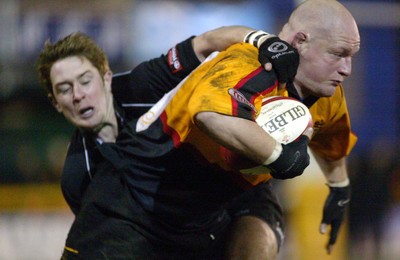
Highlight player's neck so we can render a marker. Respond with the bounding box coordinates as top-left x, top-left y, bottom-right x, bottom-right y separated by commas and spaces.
94, 117, 119, 143
292, 82, 309, 100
